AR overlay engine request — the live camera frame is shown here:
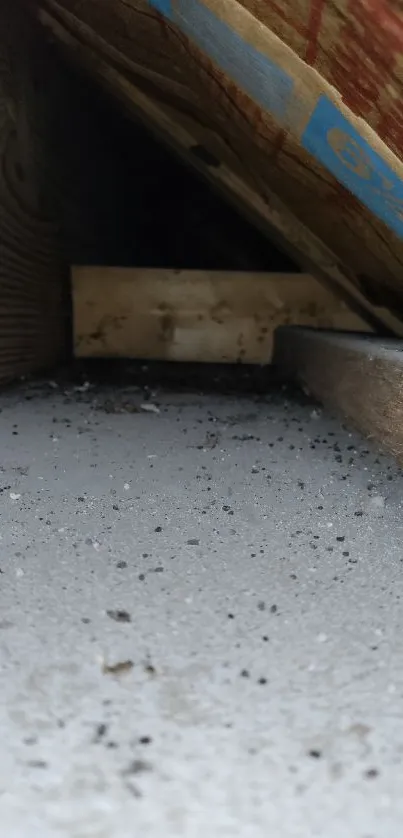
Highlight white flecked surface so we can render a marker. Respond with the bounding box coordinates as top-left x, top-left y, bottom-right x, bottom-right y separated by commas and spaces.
0, 367, 402, 838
